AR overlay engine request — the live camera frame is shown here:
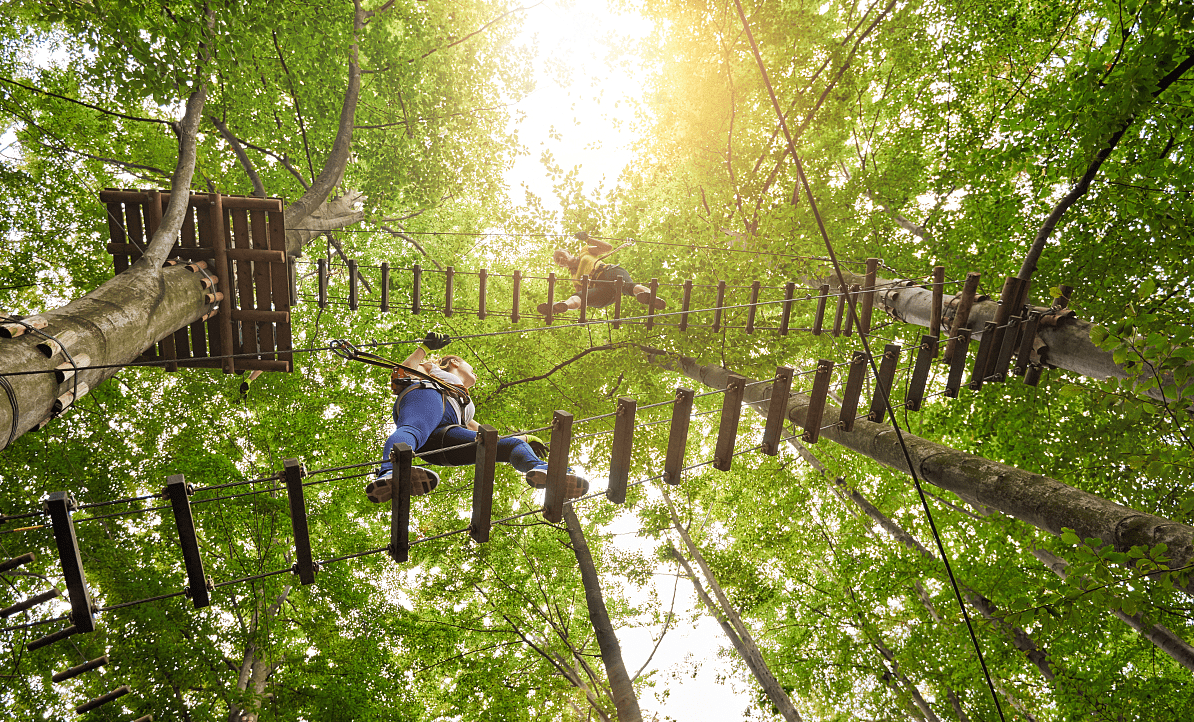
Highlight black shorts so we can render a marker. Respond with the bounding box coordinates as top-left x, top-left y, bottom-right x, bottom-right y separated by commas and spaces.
581, 265, 637, 308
